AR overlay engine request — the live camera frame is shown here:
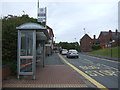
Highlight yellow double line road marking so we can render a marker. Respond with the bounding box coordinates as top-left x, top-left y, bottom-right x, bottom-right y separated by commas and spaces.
58, 54, 108, 90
